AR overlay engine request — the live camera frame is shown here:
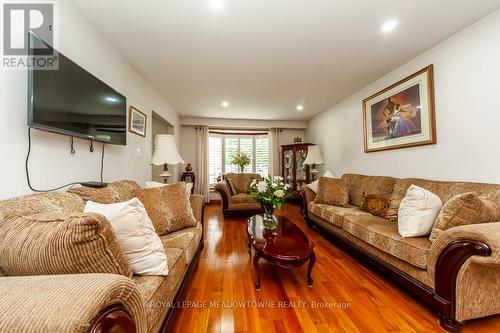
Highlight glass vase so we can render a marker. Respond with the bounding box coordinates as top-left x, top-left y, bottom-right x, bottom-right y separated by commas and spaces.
262, 204, 277, 229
